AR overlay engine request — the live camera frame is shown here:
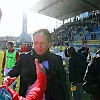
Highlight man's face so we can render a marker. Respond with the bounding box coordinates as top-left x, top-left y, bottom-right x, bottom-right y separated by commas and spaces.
33, 32, 50, 55
65, 45, 69, 48
83, 43, 87, 48
7, 44, 13, 50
